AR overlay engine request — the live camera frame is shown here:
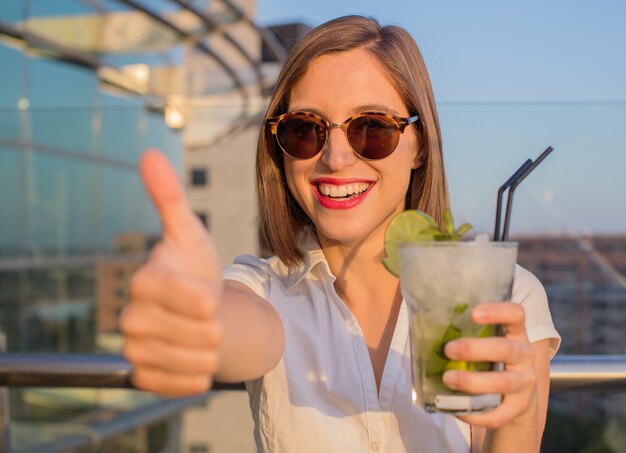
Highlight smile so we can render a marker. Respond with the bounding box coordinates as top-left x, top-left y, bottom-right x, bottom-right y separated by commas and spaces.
311, 178, 376, 209
318, 181, 370, 198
